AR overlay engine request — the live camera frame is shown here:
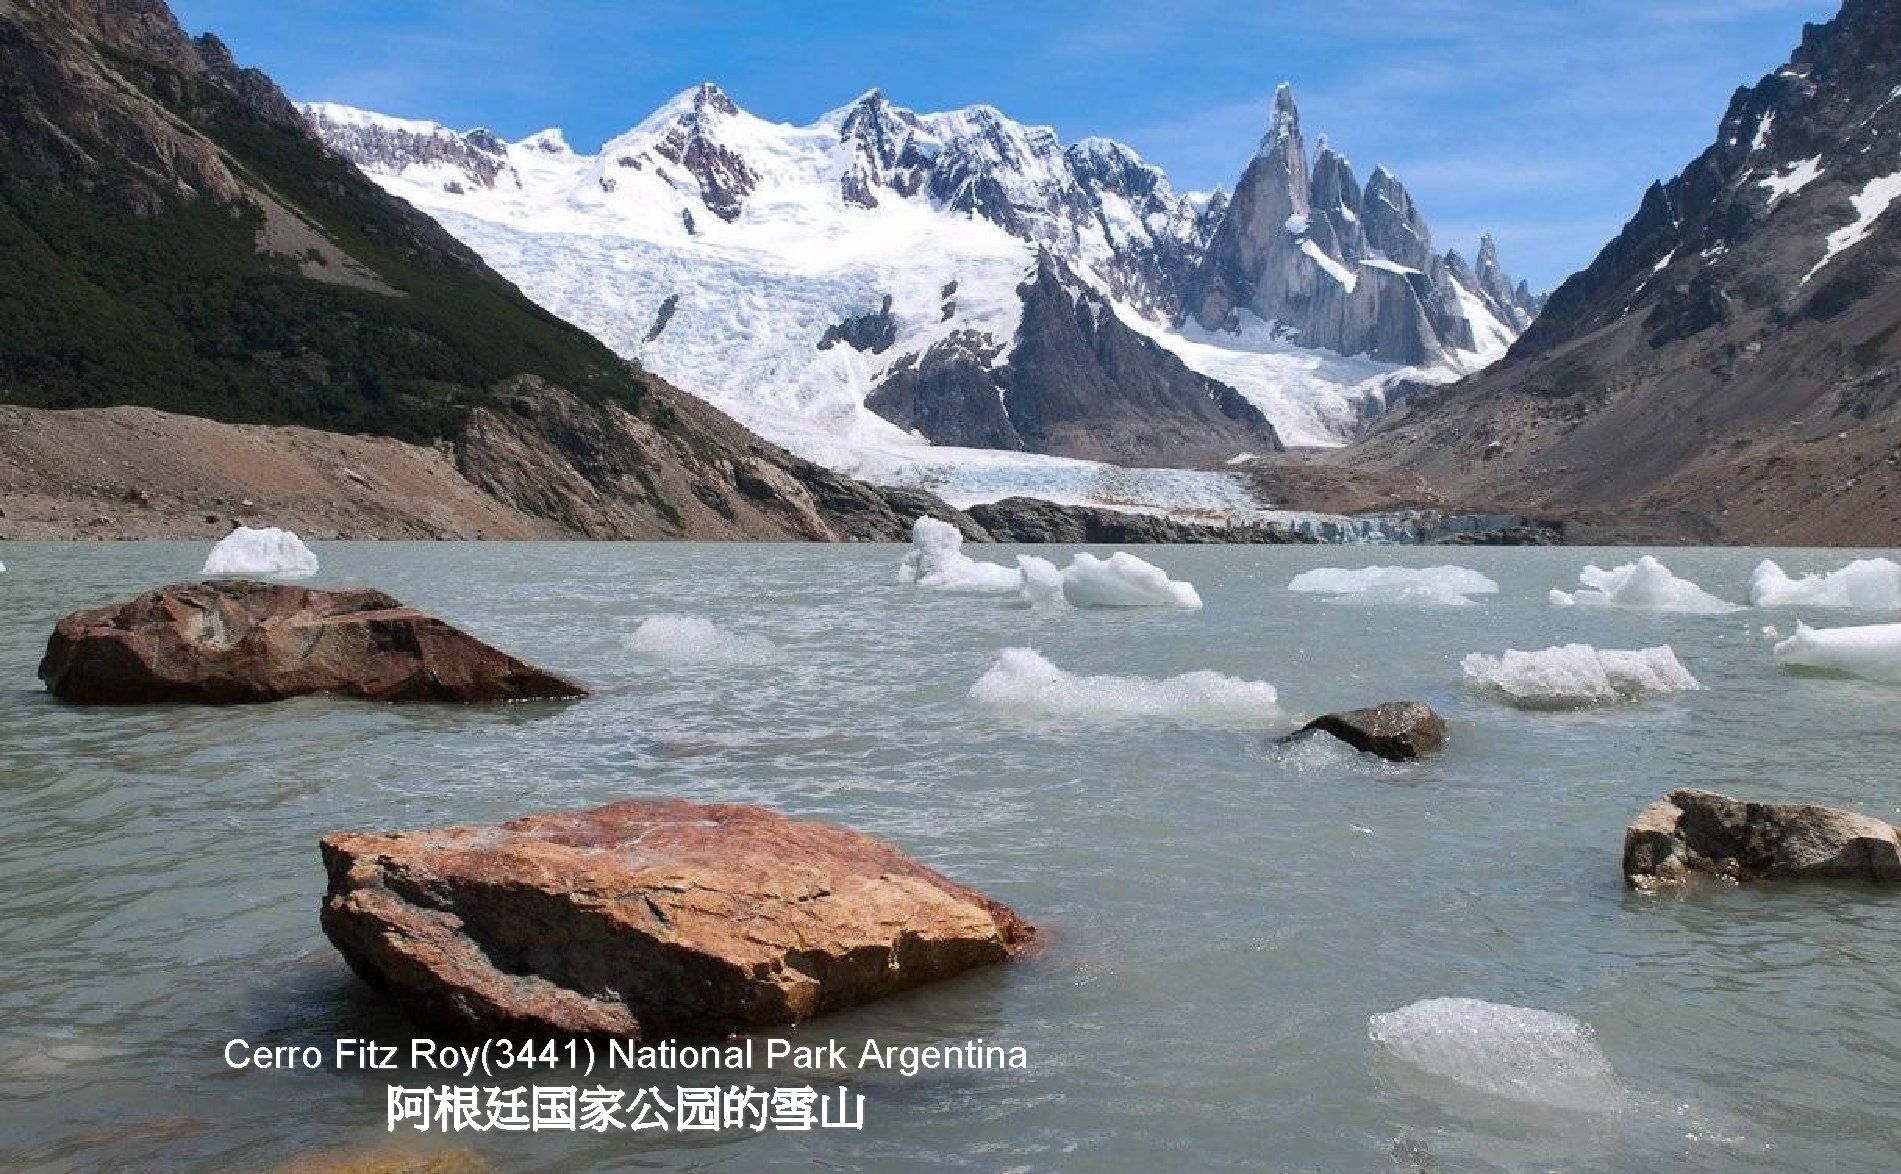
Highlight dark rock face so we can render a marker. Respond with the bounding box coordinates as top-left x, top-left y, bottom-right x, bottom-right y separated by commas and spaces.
817, 294, 899, 354
1354, 0, 1901, 544
1624, 789, 1901, 888
965, 497, 1305, 544
647, 83, 755, 221
39, 580, 586, 704
320, 799, 1034, 1039
1290, 702, 1446, 761
1187, 86, 1528, 365
868, 254, 1283, 465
